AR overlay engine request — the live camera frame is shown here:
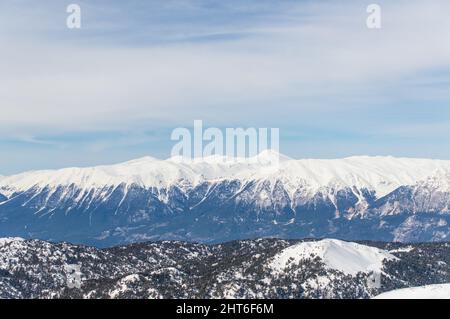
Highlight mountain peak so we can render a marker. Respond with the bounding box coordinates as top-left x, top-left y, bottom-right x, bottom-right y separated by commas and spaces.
255, 149, 291, 162
167, 149, 291, 164
119, 156, 160, 165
